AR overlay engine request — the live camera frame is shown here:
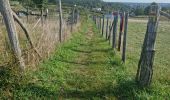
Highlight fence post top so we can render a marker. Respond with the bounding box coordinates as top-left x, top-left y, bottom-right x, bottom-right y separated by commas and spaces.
112, 11, 118, 15
149, 3, 161, 16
